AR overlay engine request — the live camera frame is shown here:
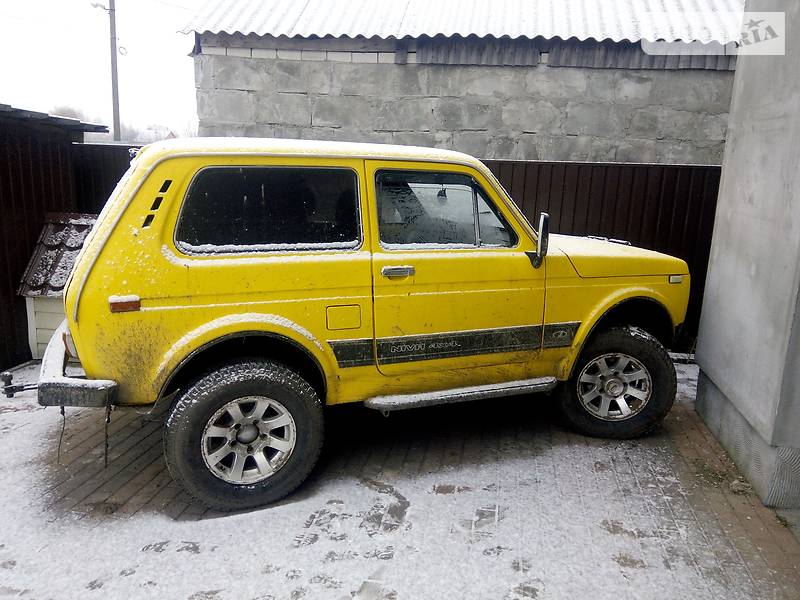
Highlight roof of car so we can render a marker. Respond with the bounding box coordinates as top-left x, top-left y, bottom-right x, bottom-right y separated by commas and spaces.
137, 137, 487, 170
